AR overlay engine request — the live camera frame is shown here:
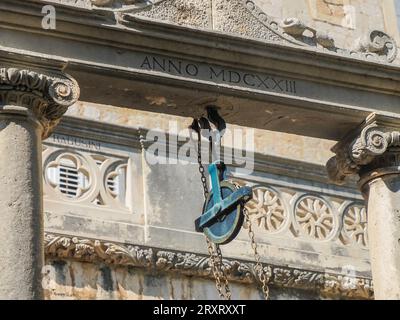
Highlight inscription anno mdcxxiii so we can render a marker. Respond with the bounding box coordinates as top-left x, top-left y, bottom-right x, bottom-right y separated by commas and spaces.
139, 55, 297, 95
